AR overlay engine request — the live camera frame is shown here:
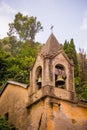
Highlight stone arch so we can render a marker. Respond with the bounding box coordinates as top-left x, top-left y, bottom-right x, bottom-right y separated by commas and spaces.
55, 64, 66, 88
35, 66, 42, 89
